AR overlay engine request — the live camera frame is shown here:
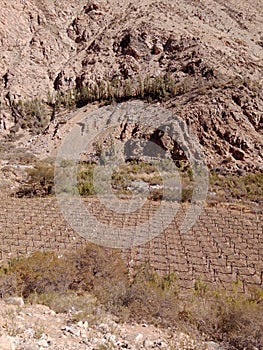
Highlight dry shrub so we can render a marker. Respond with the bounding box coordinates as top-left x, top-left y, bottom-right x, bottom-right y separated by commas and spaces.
0, 247, 262, 349
28, 291, 103, 325
98, 264, 180, 326
16, 160, 55, 197
0, 243, 127, 299
100, 270, 263, 349
184, 286, 263, 350
67, 243, 128, 292
5, 252, 75, 298
0, 272, 17, 298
